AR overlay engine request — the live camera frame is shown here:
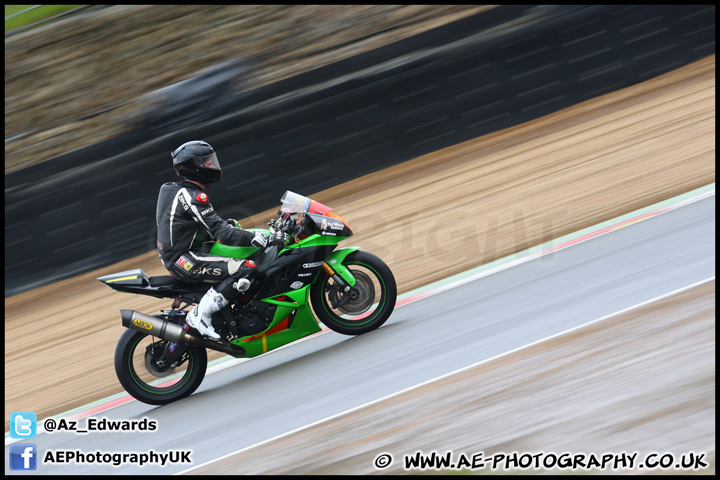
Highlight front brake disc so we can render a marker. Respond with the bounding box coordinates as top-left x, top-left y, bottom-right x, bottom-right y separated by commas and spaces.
337, 270, 375, 315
